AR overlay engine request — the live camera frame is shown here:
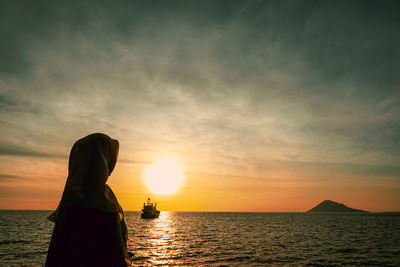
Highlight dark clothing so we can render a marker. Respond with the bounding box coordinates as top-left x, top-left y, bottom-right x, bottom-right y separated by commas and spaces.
45, 206, 129, 267
46, 133, 131, 266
